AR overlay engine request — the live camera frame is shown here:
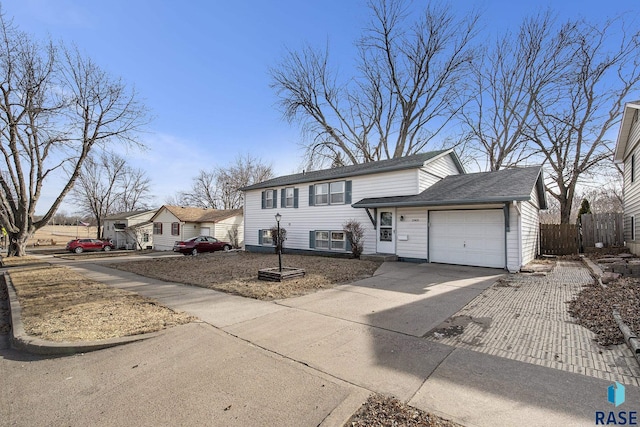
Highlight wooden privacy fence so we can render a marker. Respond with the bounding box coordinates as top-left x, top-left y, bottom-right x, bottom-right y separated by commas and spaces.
539, 213, 624, 255
540, 224, 580, 255
580, 213, 624, 248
